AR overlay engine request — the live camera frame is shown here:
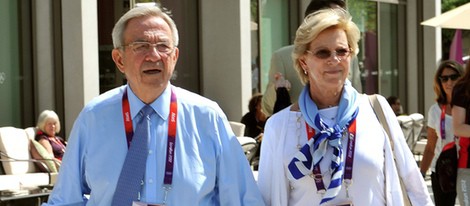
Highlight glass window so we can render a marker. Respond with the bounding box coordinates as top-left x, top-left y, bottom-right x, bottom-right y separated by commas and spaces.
378, 3, 399, 97
0, 1, 22, 126
349, 1, 400, 98
349, 1, 378, 94
251, 0, 260, 93
259, 0, 289, 94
